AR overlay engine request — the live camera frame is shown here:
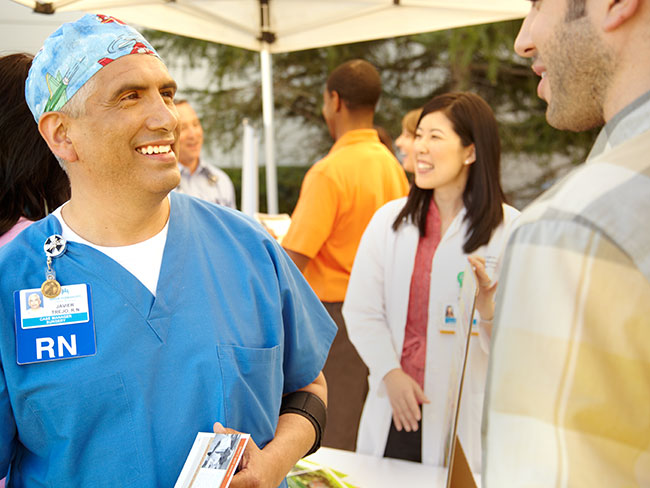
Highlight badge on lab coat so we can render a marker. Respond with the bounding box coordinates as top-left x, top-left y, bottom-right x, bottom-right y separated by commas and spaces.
440, 304, 478, 334
14, 283, 96, 365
